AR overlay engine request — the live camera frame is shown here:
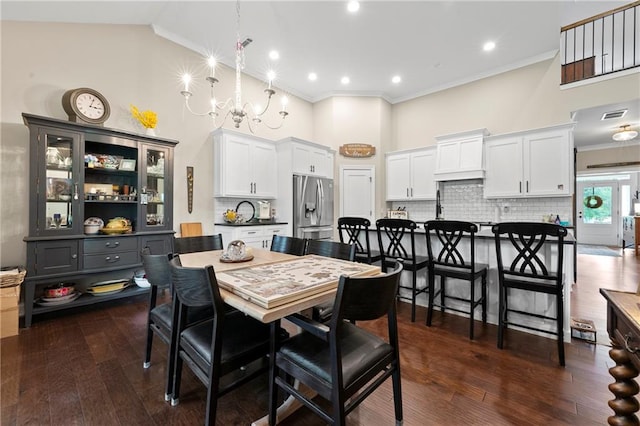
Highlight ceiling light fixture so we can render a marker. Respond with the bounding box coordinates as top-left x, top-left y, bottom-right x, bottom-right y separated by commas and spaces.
308, 72, 317, 81
483, 41, 496, 52
179, 0, 288, 132
269, 50, 280, 60
392, 75, 402, 84
341, 76, 350, 85
612, 124, 638, 141
347, 1, 360, 13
